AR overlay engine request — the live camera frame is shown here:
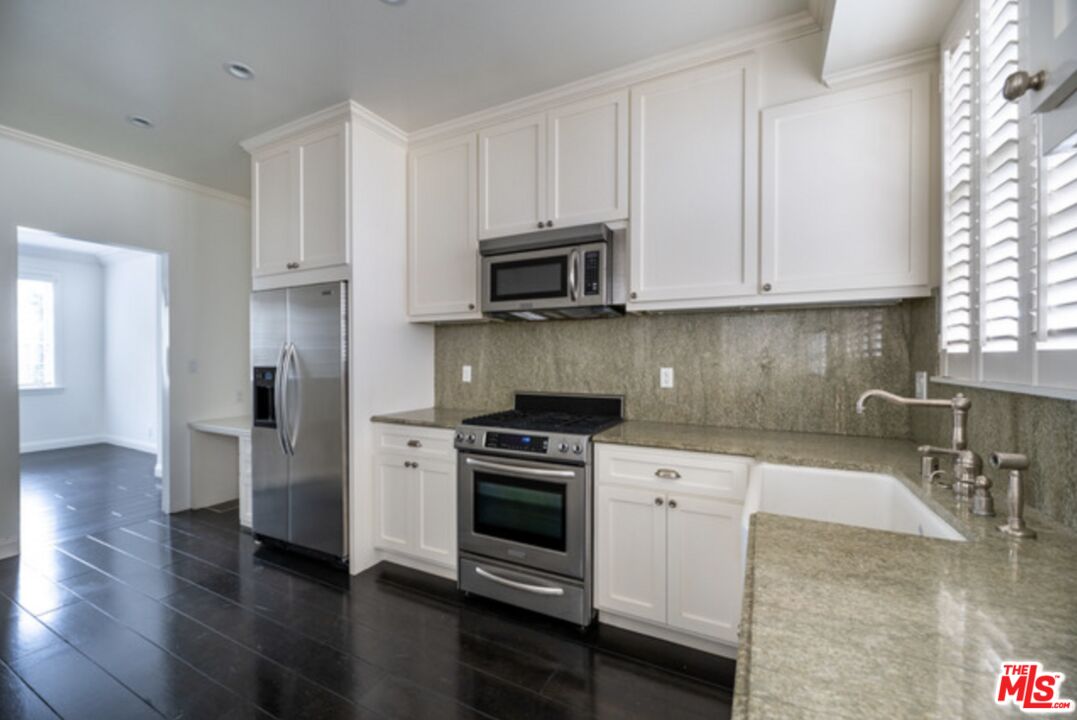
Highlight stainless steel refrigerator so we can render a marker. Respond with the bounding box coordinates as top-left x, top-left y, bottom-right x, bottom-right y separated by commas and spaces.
251, 281, 348, 561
